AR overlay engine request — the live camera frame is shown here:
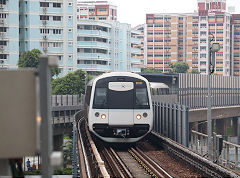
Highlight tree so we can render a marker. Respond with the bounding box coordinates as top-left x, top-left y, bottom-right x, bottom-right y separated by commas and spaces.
52, 69, 87, 96
18, 49, 60, 77
141, 68, 162, 73
191, 69, 200, 74
170, 62, 189, 73
18, 49, 41, 68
